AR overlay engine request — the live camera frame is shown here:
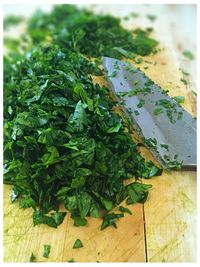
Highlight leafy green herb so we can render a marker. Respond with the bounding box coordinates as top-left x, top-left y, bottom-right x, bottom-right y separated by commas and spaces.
119, 206, 132, 215
161, 144, 169, 151
173, 96, 185, 104
126, 182, 152, 205
27, 5, 158, 58
43, 245, 51, 258
108, 70, 118, 78
33, 211, 66, 228
101, 213, 124, 230
181, 69, 189, 76
3, 15, 24, 30
137, 99, 145, 108
180, 78, 188, 85
192, 90, 197, 96
163, 155, 182, 169
144, 138, 157, 150
155, 99, 182, 124
153, 107, 163, 115
68, 258, 75, 262
4, 5, 162, 230
135, 57, 143, 64
130, 12, 140, 18
147, 14, 157, 22
30, 253, 36, 262
73, 239, 83, 249
112, 47, 136, 59
123, 16, 130, 21
134, 110, 140, 116
52, 211, 67, 225
71, 215, 87, 227
183, 50, 194, 60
